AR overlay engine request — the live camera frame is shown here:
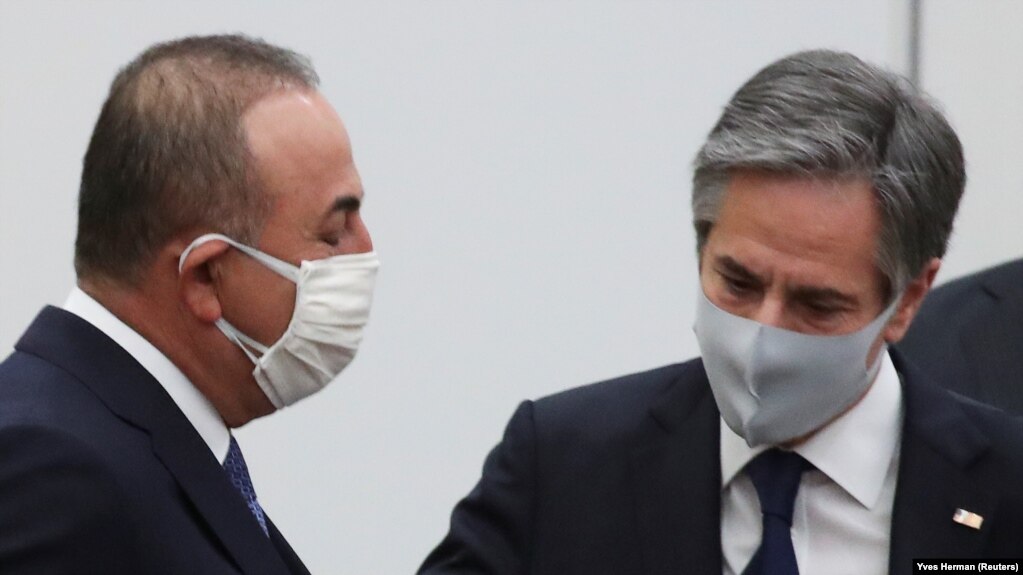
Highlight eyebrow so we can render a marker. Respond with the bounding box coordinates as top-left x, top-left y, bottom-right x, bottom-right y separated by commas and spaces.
328, 195, 362, 215
715, 255, 858, 306
789, 285, 858, 307
715, 256, 766, 285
